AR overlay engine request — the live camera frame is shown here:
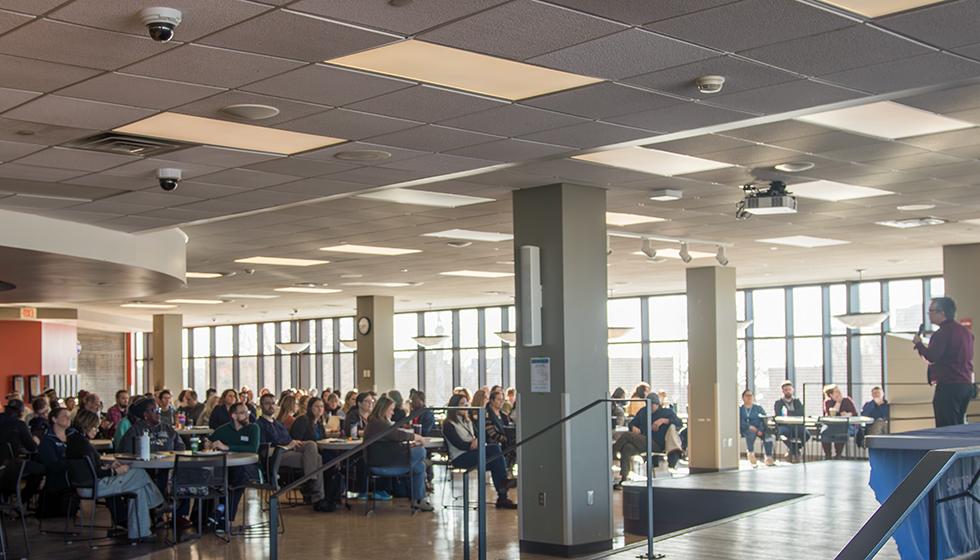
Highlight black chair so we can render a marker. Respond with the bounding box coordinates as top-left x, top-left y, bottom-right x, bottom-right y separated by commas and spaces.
64, 457, 140, 549
0, 460, 30, 557
231, 445, 285, 536
169, 453, 229, 545
364, 440, 417, 516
